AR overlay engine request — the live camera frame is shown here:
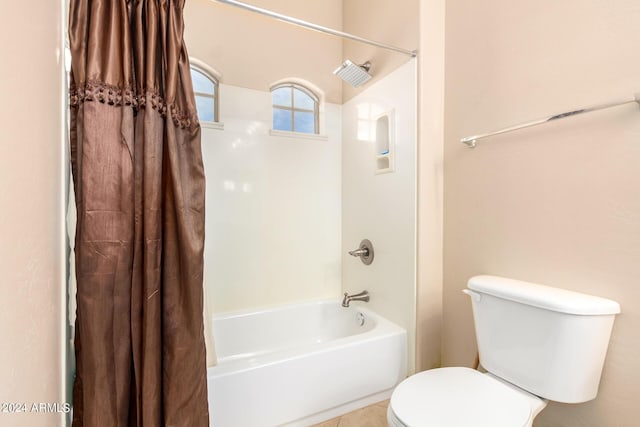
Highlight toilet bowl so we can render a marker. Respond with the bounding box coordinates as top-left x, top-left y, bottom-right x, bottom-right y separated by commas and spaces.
387, 367, 546, 427
387, 275, 620, 427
